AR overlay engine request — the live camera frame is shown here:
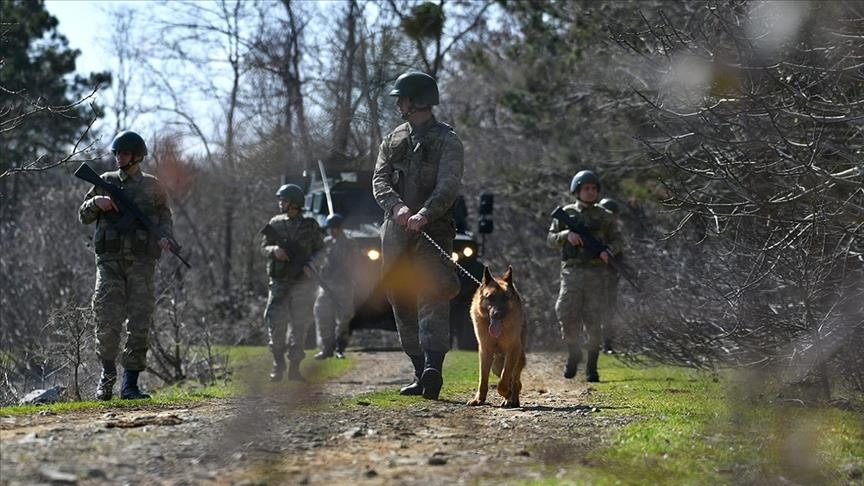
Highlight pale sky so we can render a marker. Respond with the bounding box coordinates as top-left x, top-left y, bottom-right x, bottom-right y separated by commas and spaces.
44, 1, 137, 77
